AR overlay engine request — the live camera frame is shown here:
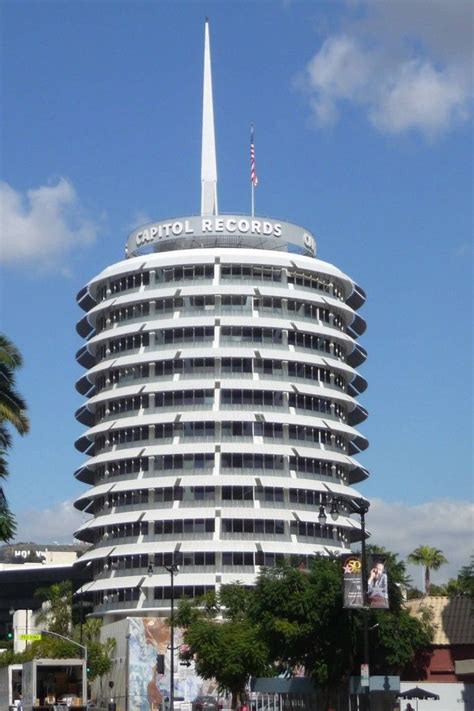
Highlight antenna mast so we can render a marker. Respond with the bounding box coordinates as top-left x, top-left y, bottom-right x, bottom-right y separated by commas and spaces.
201, 19, 218, 216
